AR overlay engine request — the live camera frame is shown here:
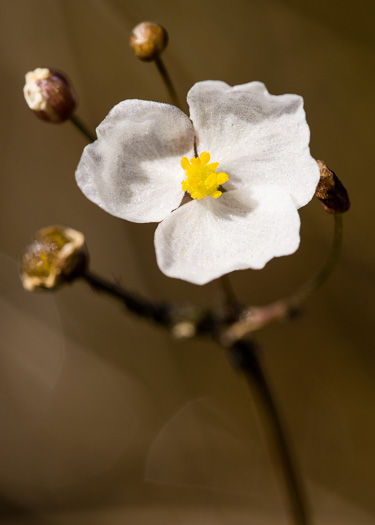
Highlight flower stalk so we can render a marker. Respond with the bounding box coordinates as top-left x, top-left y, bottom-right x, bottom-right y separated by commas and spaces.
129, 21, 180, 109
69, 113, 96, 142
227, 340, 311, 525
72, 211, 344, 525
82, 268, 313, 525
20, 209, 343, 525
218, 274, 242, 322
289, 213, 343, 306
82, 270, 218, 336
75, 214, 342, 525
155, 56, 181, 109
221, 213, 344, 343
